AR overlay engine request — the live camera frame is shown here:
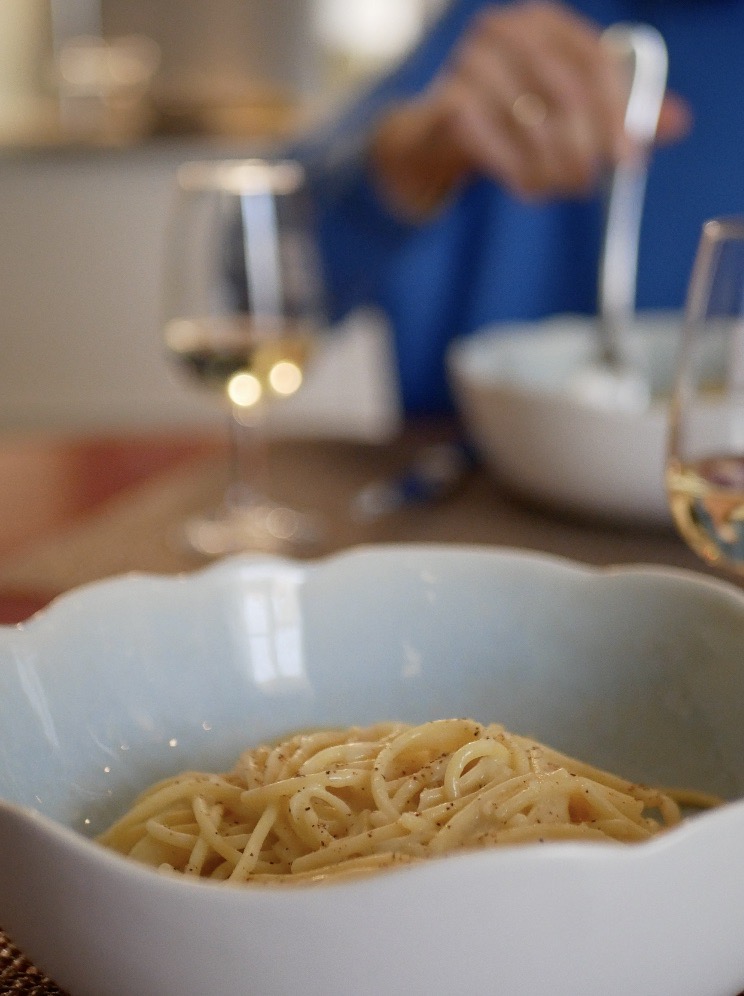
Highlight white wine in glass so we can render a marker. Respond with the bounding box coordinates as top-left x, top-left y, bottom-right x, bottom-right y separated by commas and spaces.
666, 216, 744, 573
163, 158, 327, 556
